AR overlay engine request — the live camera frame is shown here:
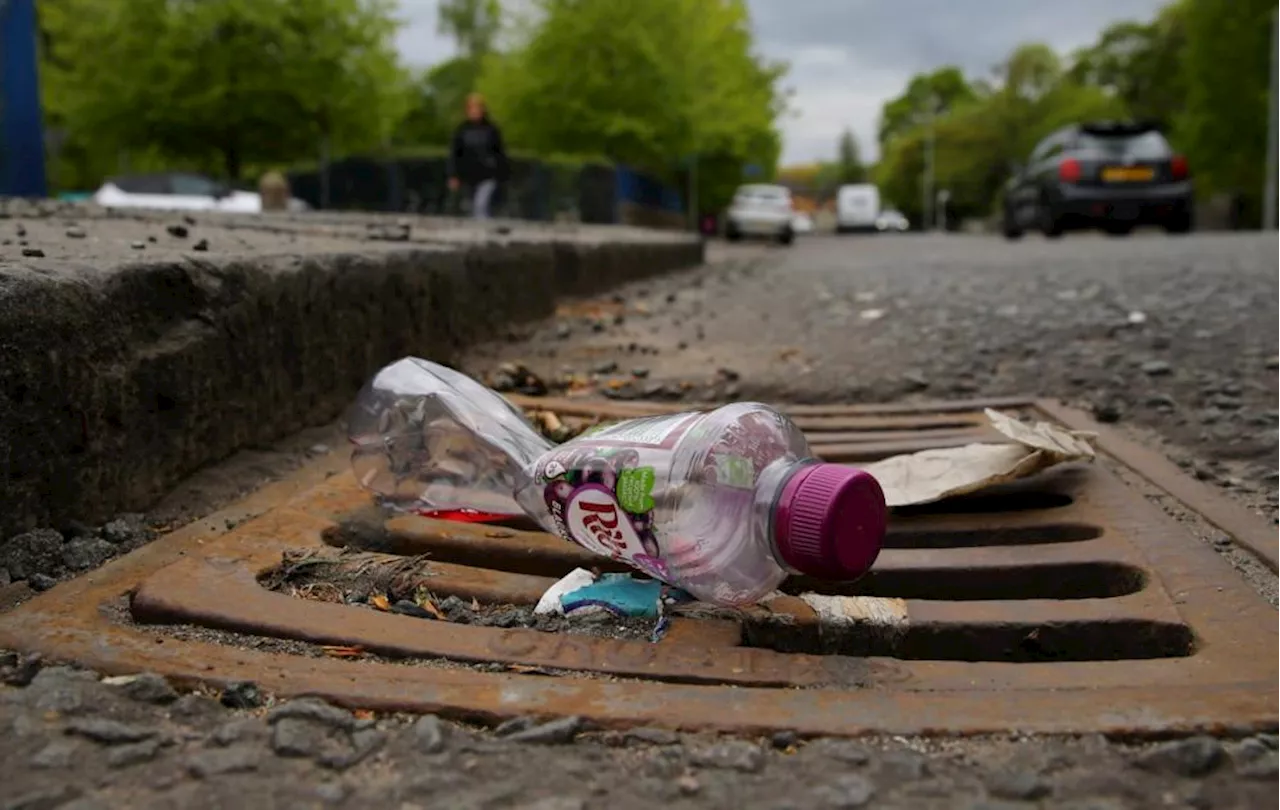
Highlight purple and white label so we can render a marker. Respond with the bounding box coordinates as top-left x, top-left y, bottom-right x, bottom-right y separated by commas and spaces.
563, 483, 649, 560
